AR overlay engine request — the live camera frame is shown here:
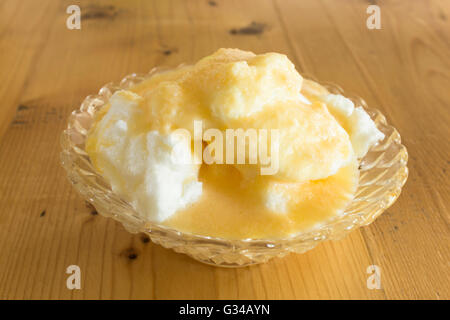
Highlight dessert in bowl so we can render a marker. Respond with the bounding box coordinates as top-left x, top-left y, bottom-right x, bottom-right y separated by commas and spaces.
61, 49, 408, 266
